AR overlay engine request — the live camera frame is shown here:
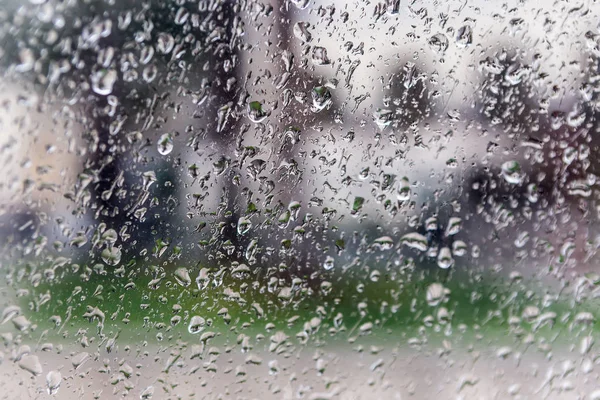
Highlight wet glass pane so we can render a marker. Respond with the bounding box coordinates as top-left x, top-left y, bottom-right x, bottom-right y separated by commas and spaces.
1, 0, 600, 398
